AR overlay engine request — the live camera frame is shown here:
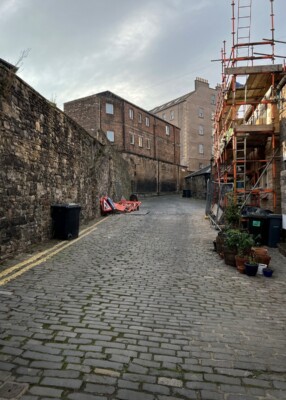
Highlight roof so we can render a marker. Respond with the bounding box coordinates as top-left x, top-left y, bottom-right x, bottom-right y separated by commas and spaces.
185, 165, 211, 179
149, 91, 194, 113
66, 90, 180, 128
